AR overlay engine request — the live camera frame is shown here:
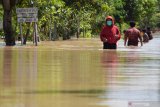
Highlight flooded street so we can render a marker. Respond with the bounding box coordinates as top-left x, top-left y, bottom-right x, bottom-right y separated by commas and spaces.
0, 34, 160, 107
